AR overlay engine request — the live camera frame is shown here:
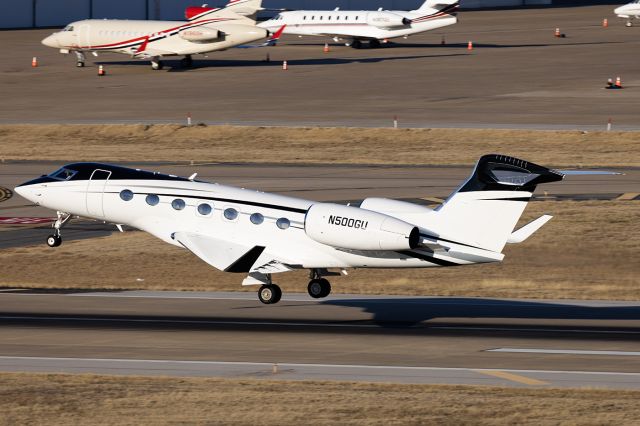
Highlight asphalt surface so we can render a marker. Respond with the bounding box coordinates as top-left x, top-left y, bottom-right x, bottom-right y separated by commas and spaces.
1, 6, 639, 128
0, 291, 638, 388
1, 161, 636, 248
